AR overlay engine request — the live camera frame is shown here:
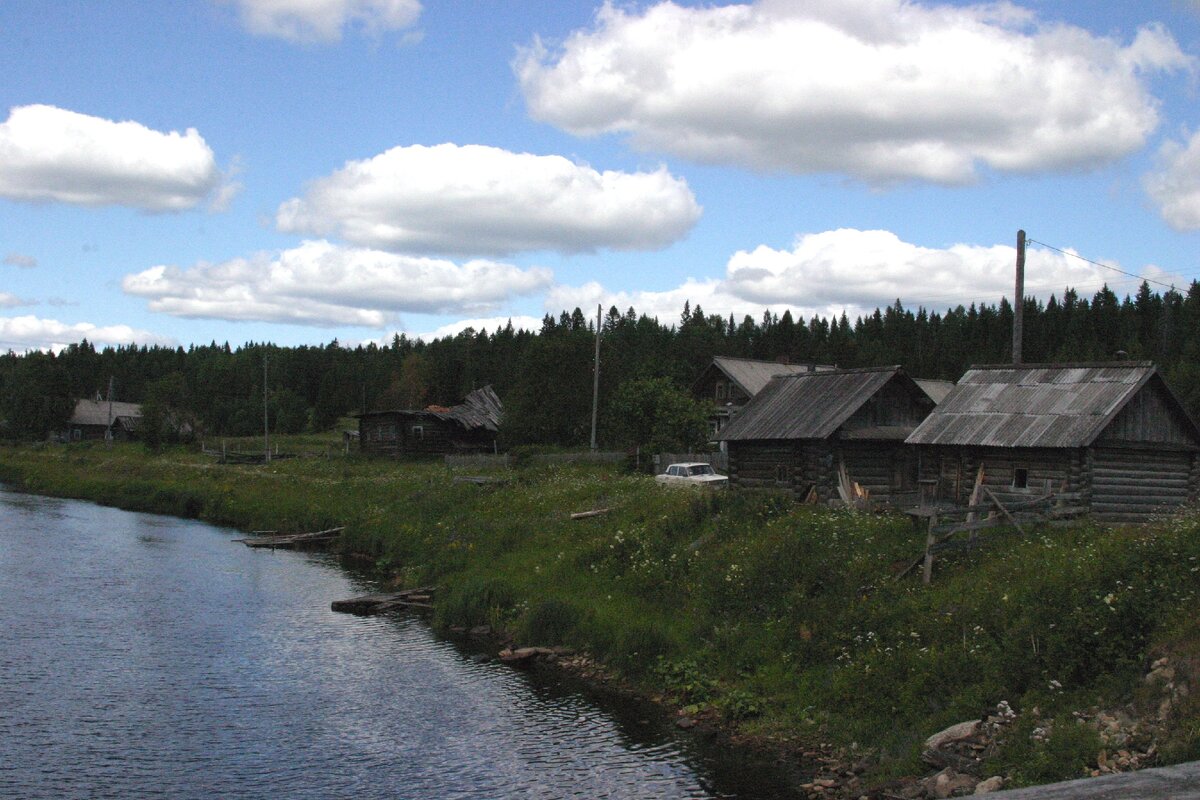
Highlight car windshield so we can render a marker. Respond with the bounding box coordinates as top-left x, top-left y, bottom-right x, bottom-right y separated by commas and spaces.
687, 465, 715, 476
